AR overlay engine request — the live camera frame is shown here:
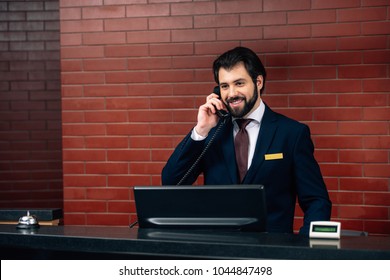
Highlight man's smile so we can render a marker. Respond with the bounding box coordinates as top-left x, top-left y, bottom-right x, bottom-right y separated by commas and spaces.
227, 96, 245, 108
